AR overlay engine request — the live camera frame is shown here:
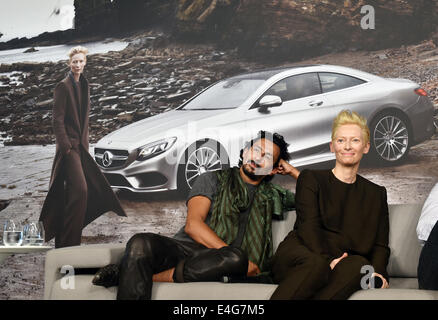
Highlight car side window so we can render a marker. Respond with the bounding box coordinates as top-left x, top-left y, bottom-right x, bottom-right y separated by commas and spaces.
318, 72, 366, 93
263, 73, 321, 102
